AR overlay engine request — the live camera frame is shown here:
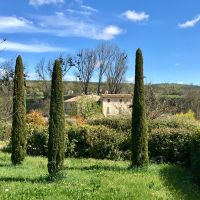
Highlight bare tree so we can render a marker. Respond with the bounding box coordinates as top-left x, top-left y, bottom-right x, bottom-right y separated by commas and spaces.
75, 49, 97, 95
96, 43, 115, 95
35, 54, 74, 98
0, 59, 14, 120
106, 48, 128, 94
